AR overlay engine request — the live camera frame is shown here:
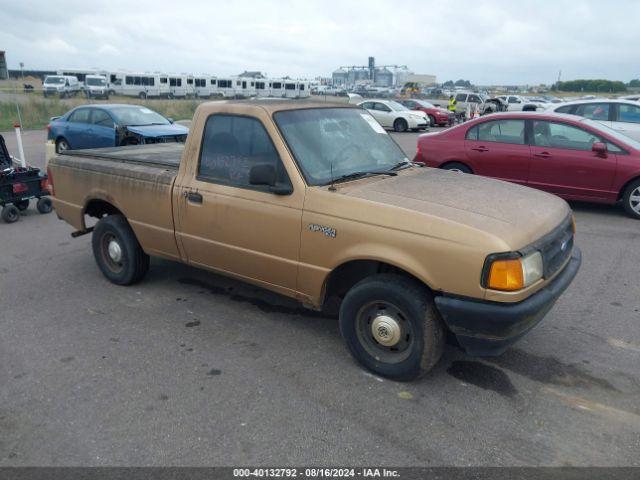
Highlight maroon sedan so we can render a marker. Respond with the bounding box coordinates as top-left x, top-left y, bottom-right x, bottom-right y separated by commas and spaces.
399, 99, 454, 127
414, 112, 640, 219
